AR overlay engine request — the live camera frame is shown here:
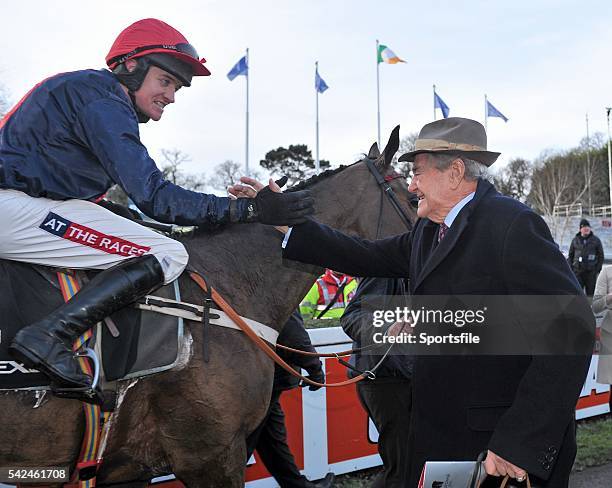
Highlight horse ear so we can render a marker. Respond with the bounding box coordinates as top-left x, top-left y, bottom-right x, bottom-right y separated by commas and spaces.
368, 142, 380, 159
380, 125, 400, 169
